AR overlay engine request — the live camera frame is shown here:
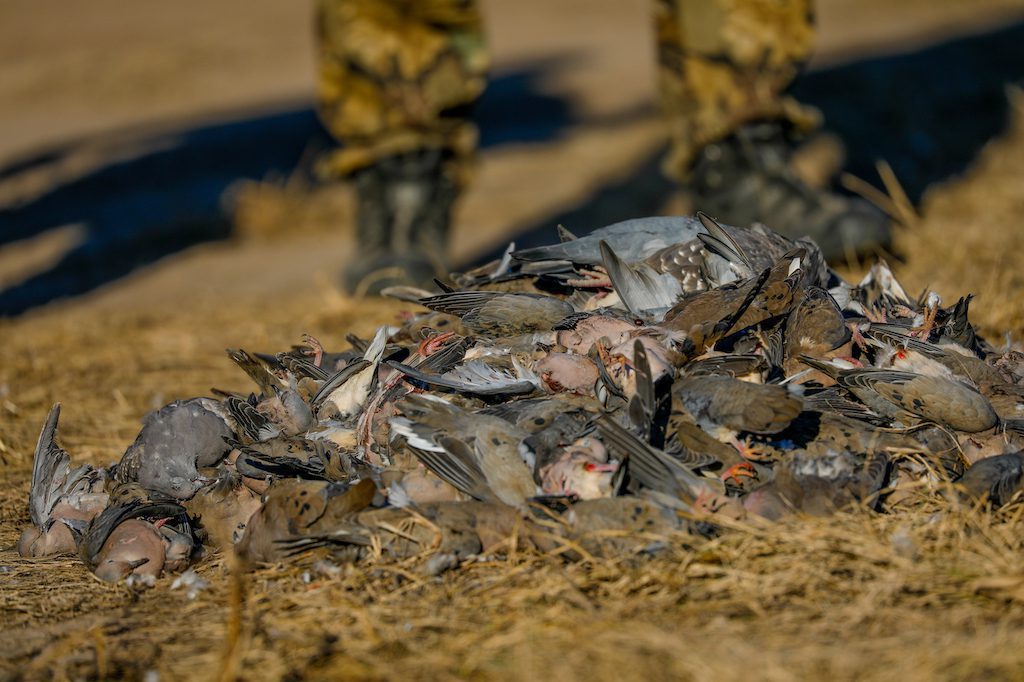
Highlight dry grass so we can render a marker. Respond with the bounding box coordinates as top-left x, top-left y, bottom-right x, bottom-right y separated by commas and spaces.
6, 102, 1024, 682
226, 175, 355, 242
881, 87, 1024, 342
